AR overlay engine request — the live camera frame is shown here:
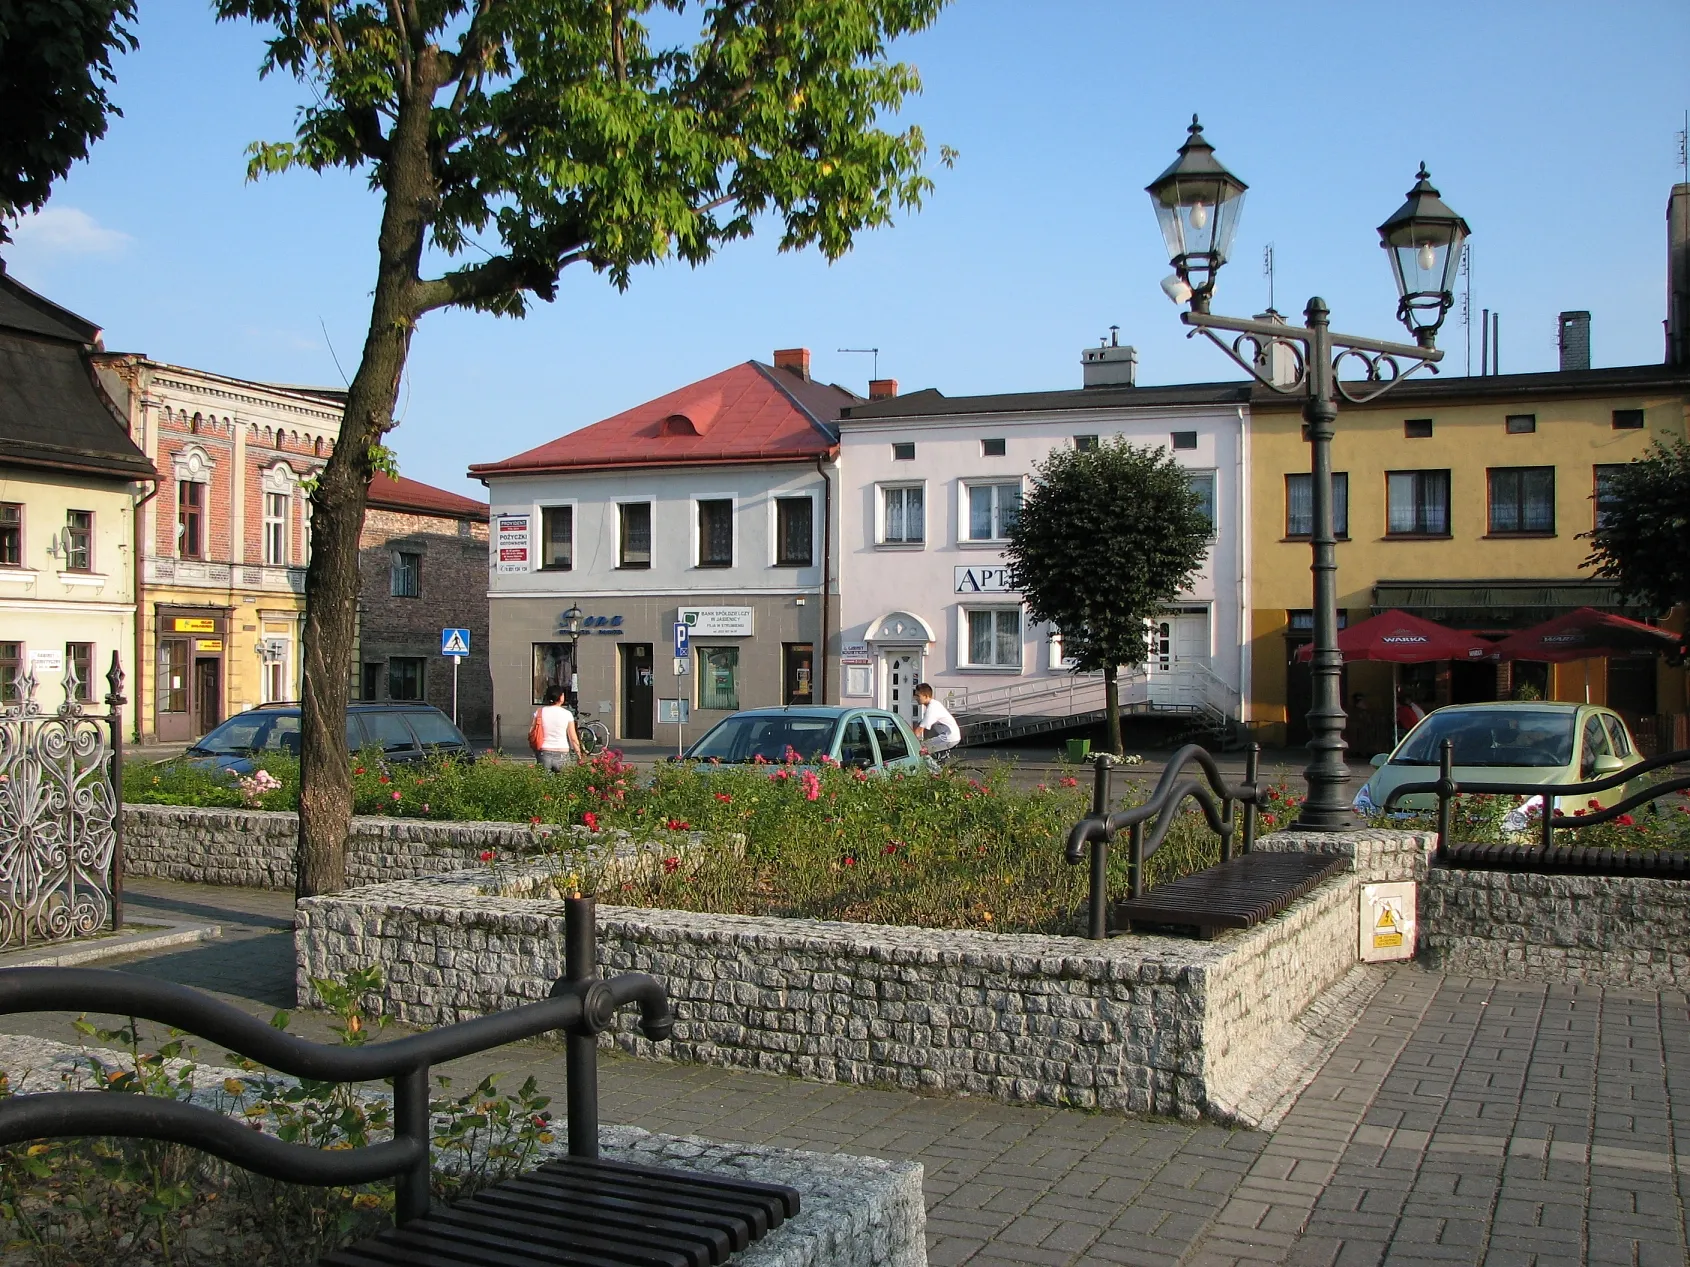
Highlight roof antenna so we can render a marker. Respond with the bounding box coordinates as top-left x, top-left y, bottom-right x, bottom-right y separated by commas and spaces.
1679, 110, 1688, 185
1263, 242, 1275, 312
838, 347, 879, 379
